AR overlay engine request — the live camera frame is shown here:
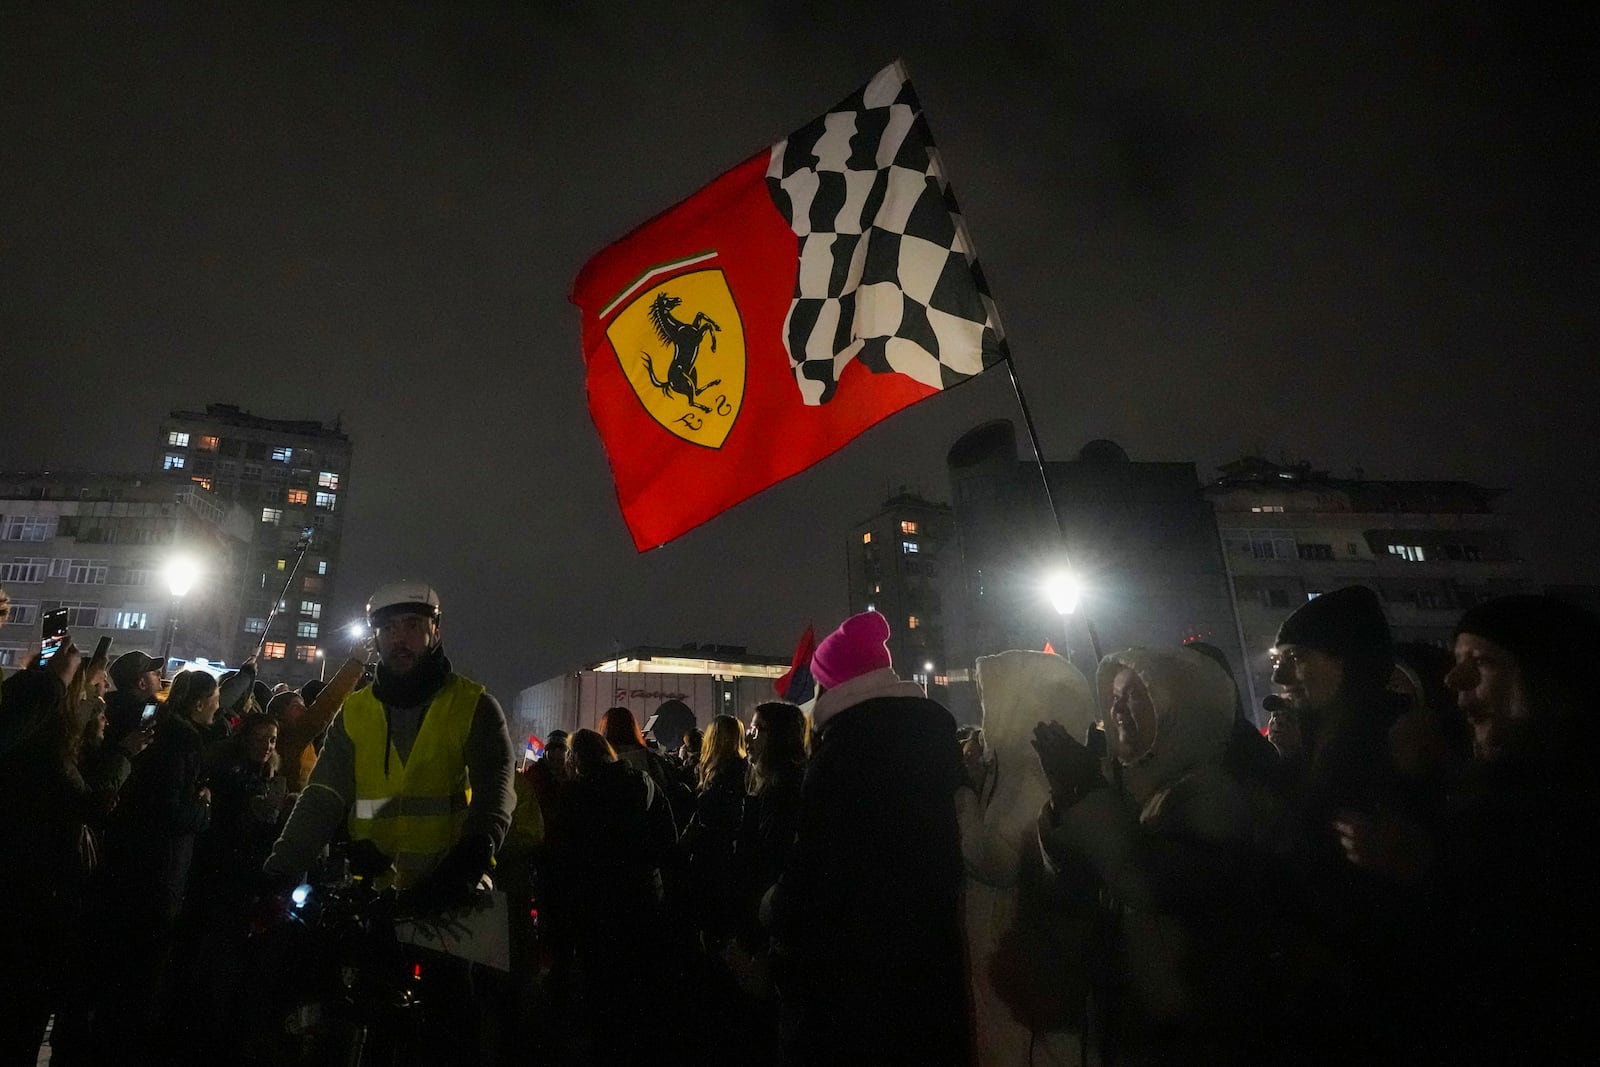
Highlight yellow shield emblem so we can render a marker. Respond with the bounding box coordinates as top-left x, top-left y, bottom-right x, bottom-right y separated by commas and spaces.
606, 268, 746, 449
